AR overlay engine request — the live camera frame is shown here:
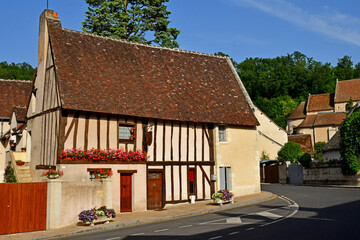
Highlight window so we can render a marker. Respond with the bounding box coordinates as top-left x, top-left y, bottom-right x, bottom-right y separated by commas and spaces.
119, 124, 135, 141
87, 168, 111, 181
218, 125, 226, 142
219, 167, 231, 190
